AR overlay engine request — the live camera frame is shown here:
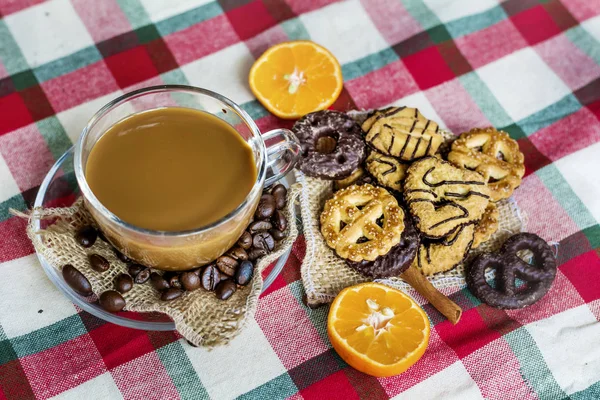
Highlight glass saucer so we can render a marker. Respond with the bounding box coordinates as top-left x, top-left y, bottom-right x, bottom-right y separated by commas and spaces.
33, 147, 291, 331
